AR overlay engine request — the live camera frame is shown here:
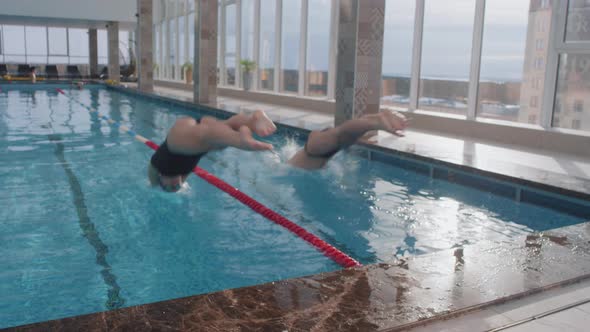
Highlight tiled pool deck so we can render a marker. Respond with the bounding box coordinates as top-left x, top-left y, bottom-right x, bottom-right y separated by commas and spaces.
4, 84, 590, 331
